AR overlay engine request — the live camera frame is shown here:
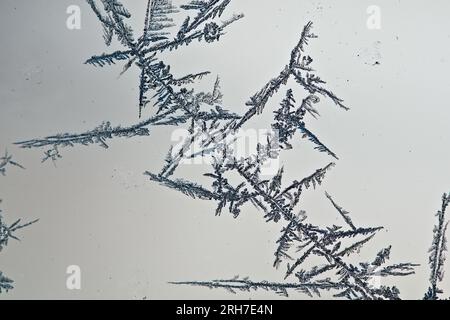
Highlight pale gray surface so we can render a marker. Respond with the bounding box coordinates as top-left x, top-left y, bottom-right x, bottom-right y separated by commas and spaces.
0, 0, 449, 299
